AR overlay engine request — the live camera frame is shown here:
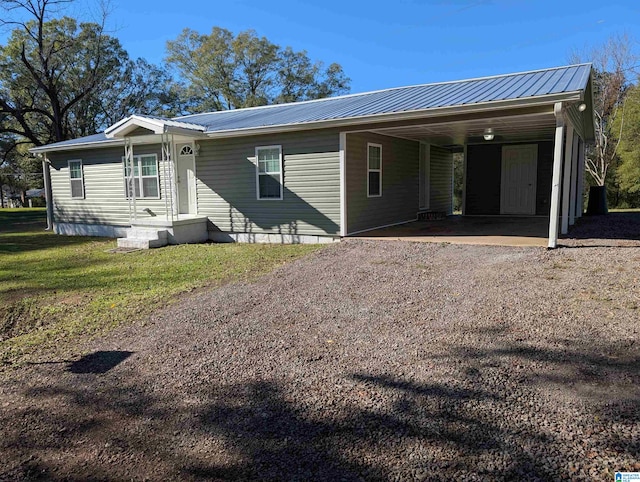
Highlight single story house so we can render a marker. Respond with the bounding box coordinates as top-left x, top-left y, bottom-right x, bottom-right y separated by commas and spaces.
31, 63, 595, 249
